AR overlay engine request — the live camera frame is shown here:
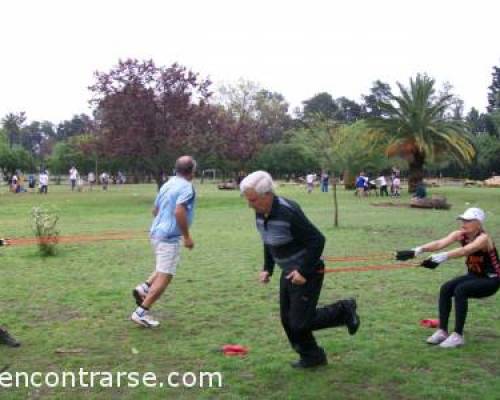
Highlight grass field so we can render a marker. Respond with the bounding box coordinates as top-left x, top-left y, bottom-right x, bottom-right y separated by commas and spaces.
1, 182, 500, 399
